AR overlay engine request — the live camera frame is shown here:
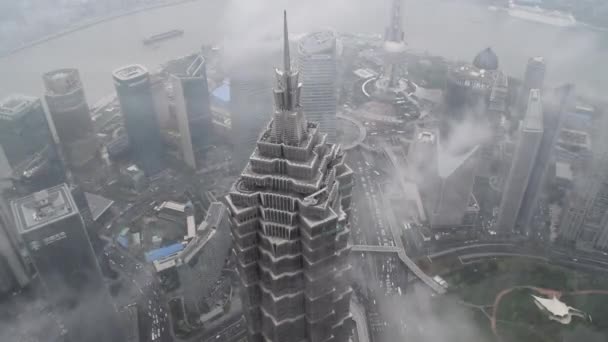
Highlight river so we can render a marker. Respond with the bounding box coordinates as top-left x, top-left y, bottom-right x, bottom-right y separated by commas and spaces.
1, 0, 607, 101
